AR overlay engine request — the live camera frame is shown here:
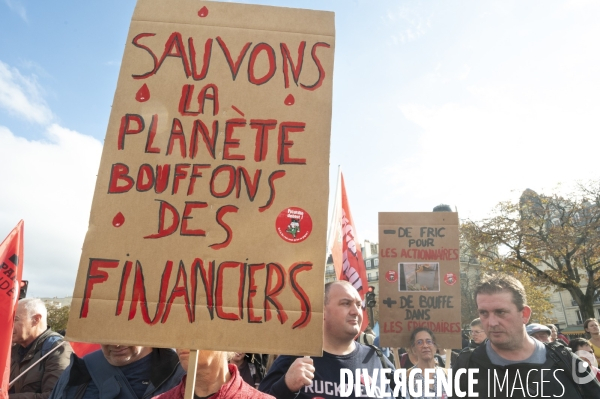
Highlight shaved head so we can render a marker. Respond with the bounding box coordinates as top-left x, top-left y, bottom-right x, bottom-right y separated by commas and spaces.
325, 280, 357, 305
